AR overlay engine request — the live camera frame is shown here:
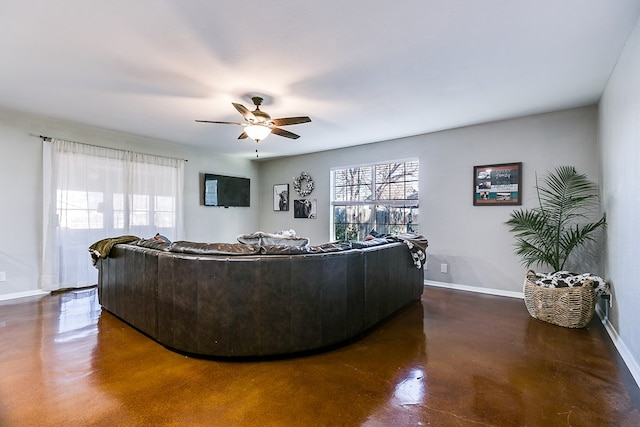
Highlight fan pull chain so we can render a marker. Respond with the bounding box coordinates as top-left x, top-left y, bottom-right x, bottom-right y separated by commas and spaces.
256, 149, 259, 158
